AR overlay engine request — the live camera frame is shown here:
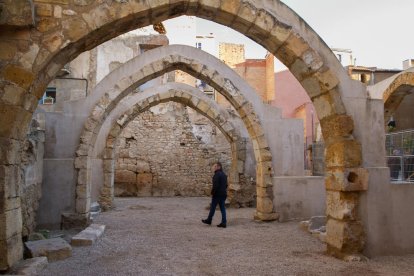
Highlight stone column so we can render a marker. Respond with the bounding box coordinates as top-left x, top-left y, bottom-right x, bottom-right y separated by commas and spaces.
0, 139, 24, 271
98, 150, 115, 211
322, 115, 368, 258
